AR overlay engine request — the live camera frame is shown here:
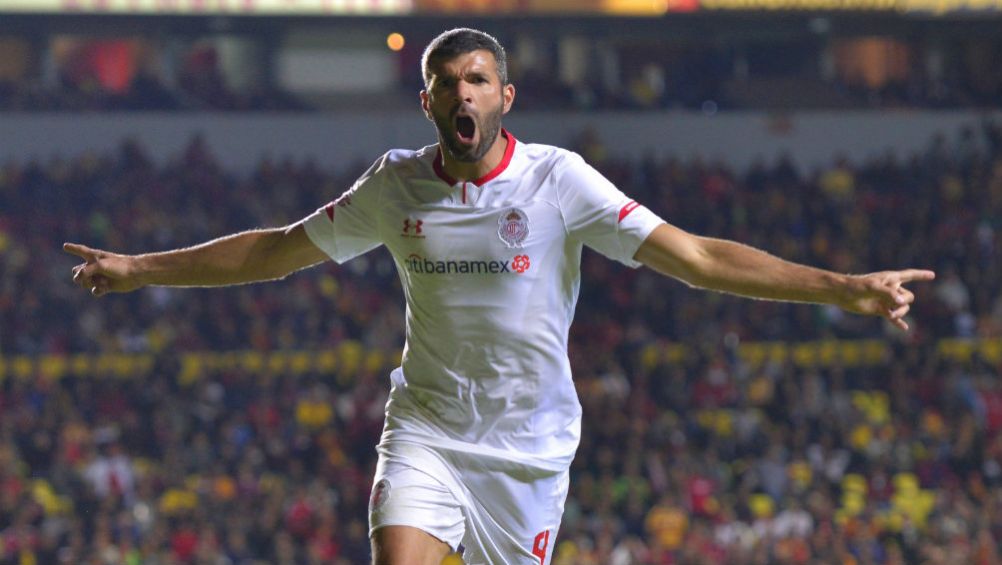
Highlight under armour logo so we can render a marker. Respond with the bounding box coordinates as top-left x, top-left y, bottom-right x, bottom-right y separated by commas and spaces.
402, 218, 425, 238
